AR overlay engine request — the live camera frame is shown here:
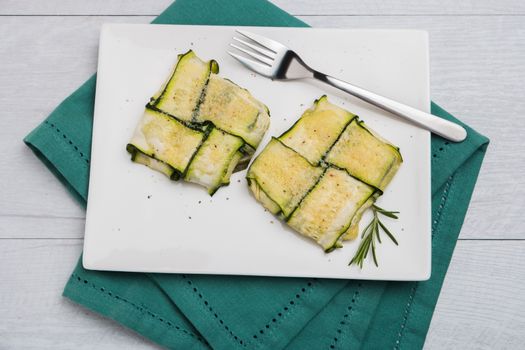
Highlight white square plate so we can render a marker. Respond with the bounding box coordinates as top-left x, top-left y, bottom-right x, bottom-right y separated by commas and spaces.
83, 24, 431, 280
